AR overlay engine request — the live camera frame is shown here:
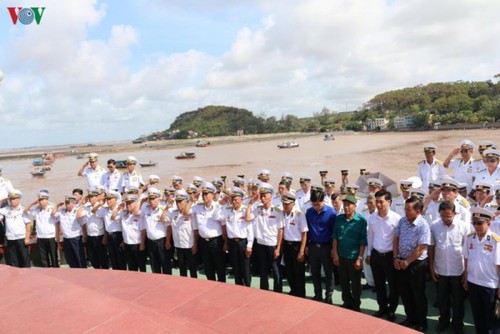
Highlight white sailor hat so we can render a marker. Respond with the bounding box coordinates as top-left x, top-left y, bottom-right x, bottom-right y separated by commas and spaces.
95, 185, 106, 194
281, 172, 293, 182
88, 153, 98, 162
127, 156, 137, 164
439, 177, 459, 191
106, 190, 121, 200
233, 177, 246, 186
457, 183, 468, 191
258, 169, 271, 177
345, 184, 359, 192
87, 189, 99, 196
423, 143, 437, 152
8, 189, 22, 199
399, 182, 412, 191
259, 182, 274, 194
201, 182, 217, 194
164, 187, 175, 195
149, 174, 160, 182
186, 183, 198, 194
123, 194, 138, 203
311, 183, 325, 192
473, 181, 492, 193
323, 179, 336, 187
125, 186, 139, 194
410, 188, 427, 199
459, 139, 475, 151
478, 141, 497, 152
212, 177, 224, 188
37, 190, 49, 199
281, 192, 296, 204
171, 175, 183, 184
230, 186, 246, 198
247, 179, 260, 187
192, 176, 204, 186
367, 178, 384, 188
471, 207, 494, 222
484, 149, 500, 160
174, 190, 189, 202
299, 176, 312, 183
64, 195, 76, 202
148, 188, 162, 198
428, 181, 441, 189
